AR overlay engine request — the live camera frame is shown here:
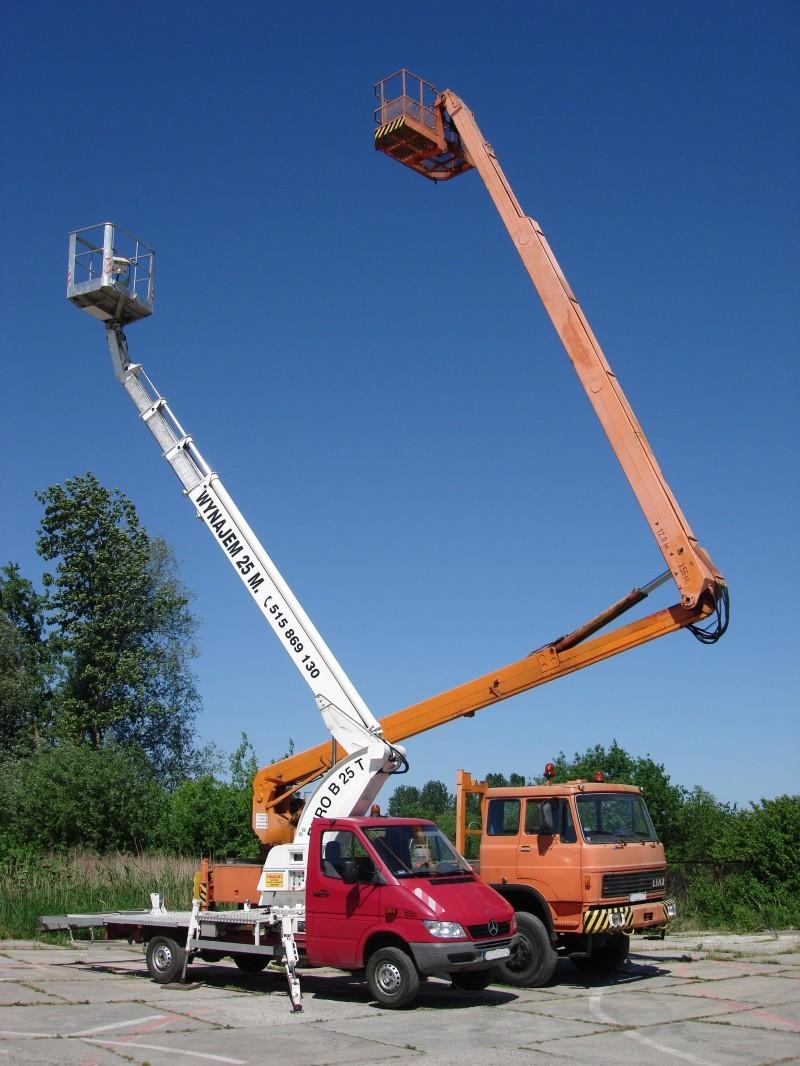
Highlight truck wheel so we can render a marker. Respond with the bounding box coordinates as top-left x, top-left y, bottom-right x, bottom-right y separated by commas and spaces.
366, 946, 420, 1009
146, 936, 186, 983
495, 912, 557, 987
450, 968, 496, 992
233, 954, 269, 974
572, 933, 630, 975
